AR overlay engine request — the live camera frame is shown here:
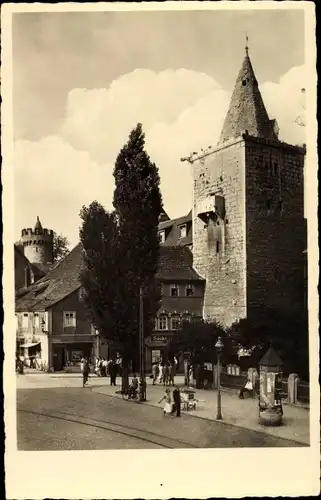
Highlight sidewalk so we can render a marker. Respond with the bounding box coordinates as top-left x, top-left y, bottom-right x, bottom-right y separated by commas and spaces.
92, 376, 310, 446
